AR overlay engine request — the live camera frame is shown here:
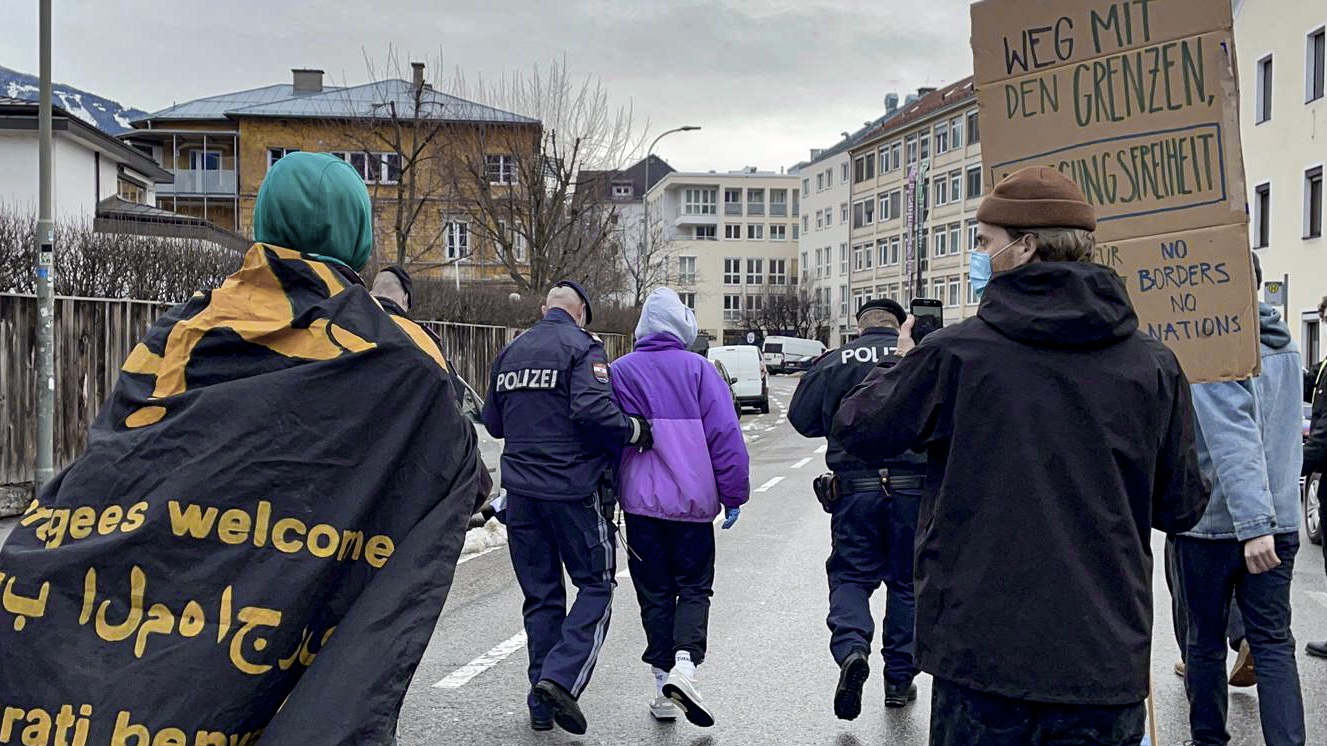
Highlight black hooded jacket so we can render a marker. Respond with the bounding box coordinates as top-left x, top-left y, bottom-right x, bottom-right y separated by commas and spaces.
832, 261, 1208, 705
